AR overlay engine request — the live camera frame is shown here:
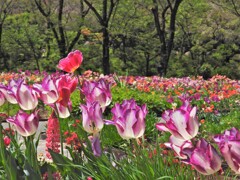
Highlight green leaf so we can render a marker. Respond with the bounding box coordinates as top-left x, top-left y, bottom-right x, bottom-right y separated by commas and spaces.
23, 161, 41, 180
